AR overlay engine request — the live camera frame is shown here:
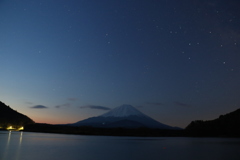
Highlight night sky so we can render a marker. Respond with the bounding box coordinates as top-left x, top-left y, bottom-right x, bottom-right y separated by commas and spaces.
1, 0, 240, 128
